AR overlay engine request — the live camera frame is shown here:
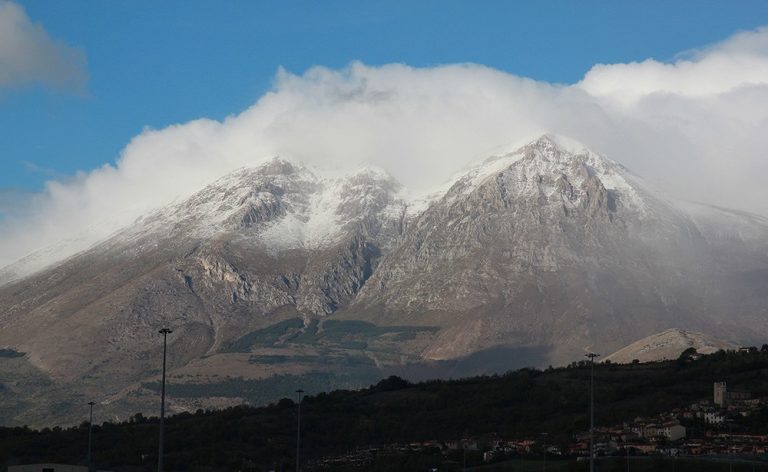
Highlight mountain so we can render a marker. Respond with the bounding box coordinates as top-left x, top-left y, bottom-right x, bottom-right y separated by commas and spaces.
346, 135, 768, 363
0, 159, 415, 425
1, 134, 767, 426
603, 328, 738, 363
